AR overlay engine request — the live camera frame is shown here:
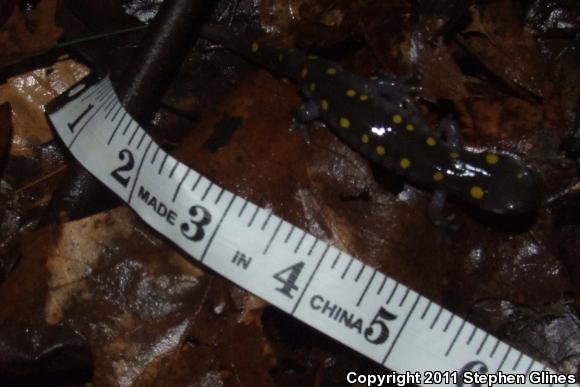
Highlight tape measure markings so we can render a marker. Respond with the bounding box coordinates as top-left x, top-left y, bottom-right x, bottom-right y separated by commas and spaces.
108, 100, 123, 121
514, 352, 524, 370
47, 75, 576, 387
446, 317, 466, 355
78, 79, 104, 102
201, 192, 236, 262
496, 346, 511, 371
128, 139, 153, 203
